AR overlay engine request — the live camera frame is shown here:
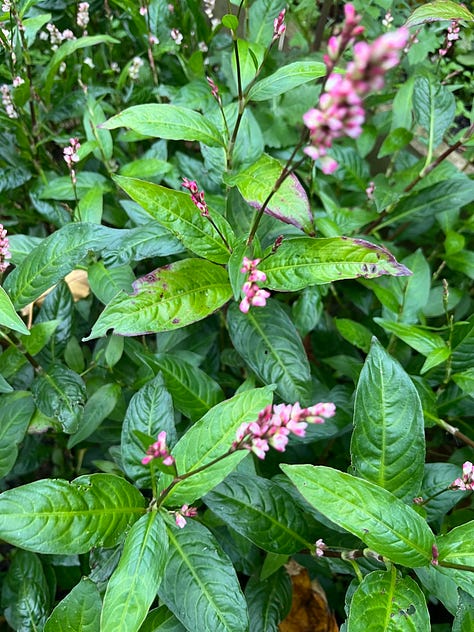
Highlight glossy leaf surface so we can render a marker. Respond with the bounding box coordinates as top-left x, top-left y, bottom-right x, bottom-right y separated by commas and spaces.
281, 465, 435, 567
44, 578, 101, 632
0, 474, 145, 554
